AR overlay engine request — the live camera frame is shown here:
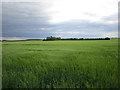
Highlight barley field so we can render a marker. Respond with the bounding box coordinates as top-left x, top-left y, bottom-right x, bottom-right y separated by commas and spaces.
2, 39, 118, 88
